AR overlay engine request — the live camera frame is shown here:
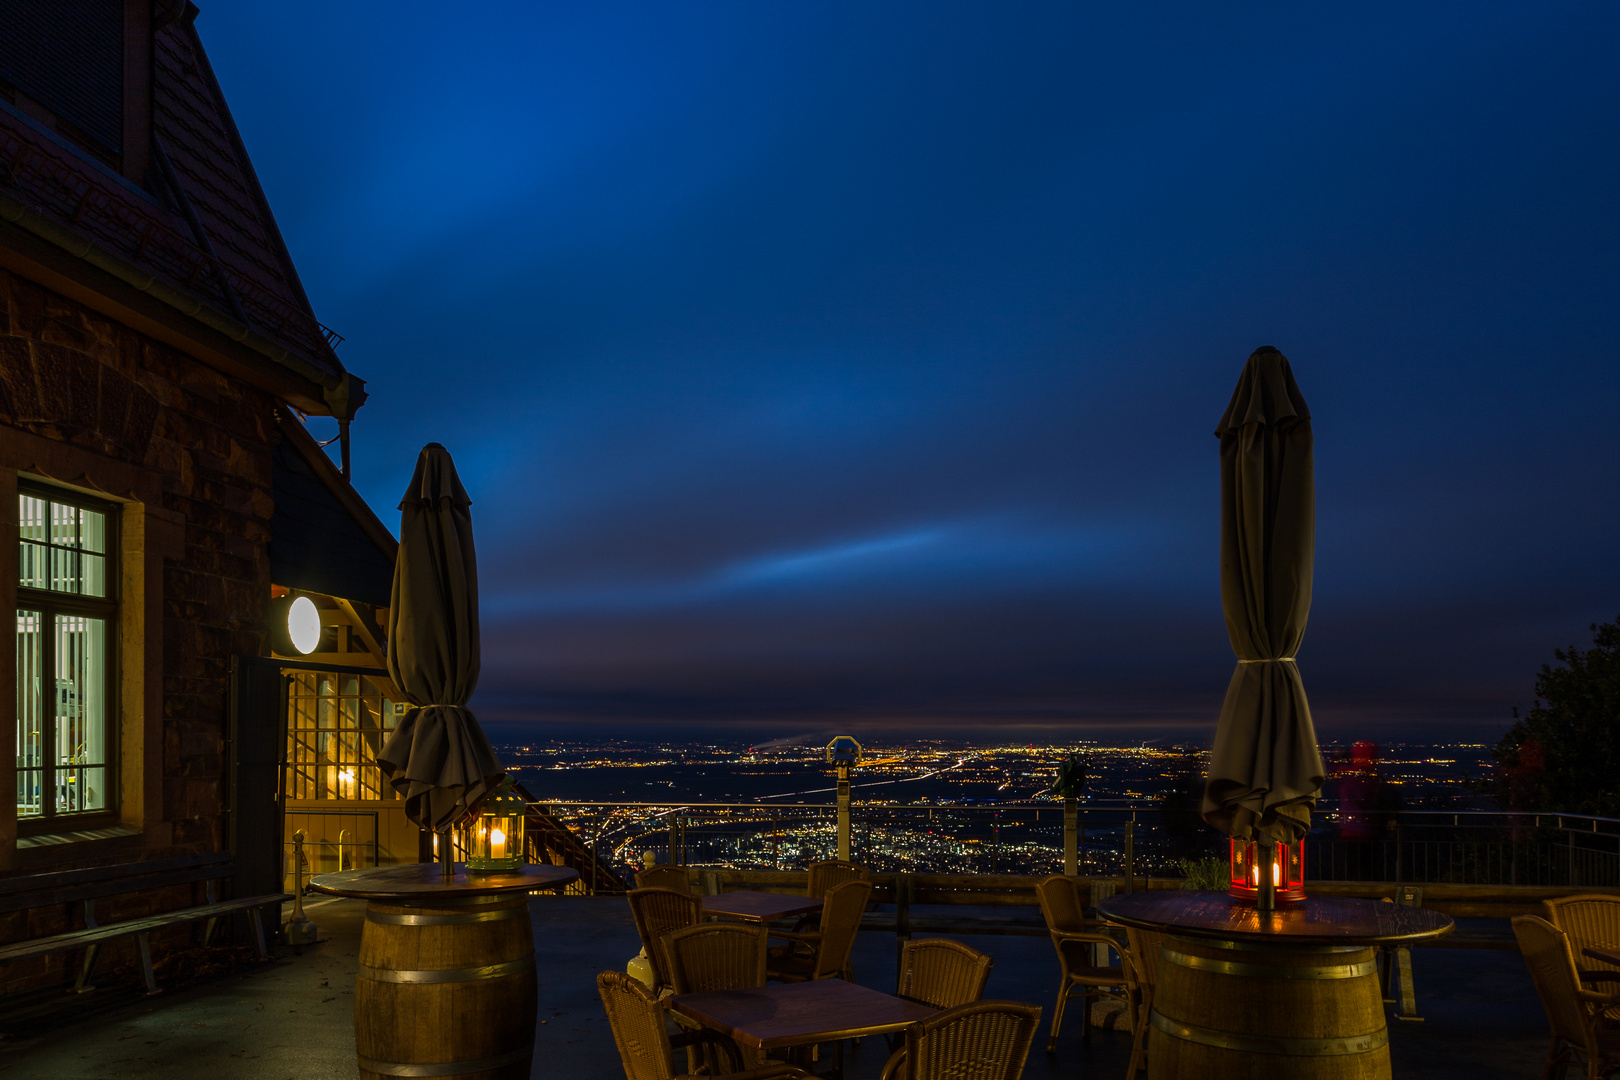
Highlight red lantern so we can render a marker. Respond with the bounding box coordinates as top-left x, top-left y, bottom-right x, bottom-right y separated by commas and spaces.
1228, 837, 1307, 903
